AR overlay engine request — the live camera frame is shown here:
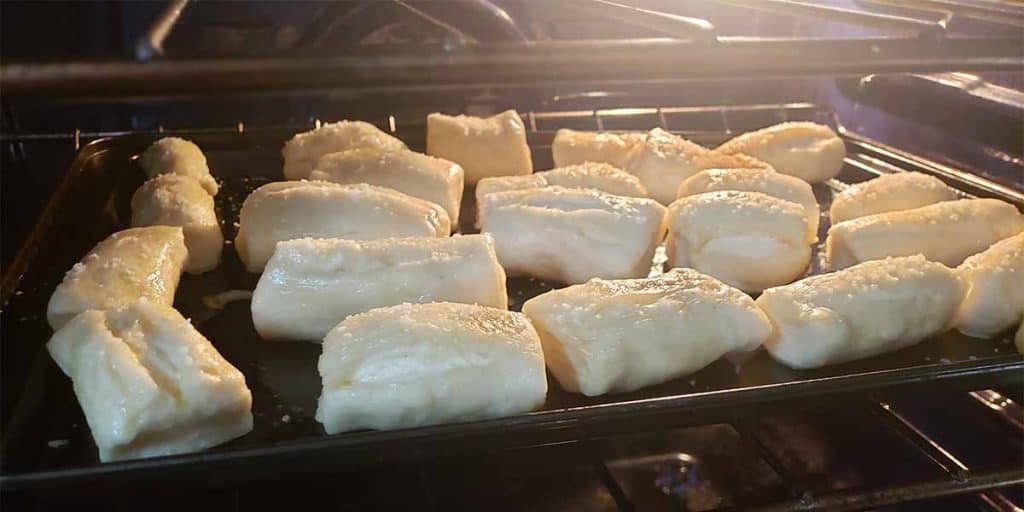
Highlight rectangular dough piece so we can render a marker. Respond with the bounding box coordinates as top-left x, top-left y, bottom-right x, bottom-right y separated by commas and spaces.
622, 128, 773, 205
46, 226, 187, 330
677, 167, 820, 239
131, 174, 223, 274
551, 129, 645, 168
522, 268, 770, 396
830, 171, 958, 224
426, 110, 533, 184
715, 122, 846, 183
756, 255, 963, 369
954, 232, 1024, 338
667, 190, 812, 293
479, 186, 667, 284
316, 302, 546, 434
138, 137, 219, 196
826, 198, 1024, 269
282, 120, 407, 180
474, 162, 648, 227
309, 147, 464, 225
234, 181, 450, 273
47, 301, 253, 462
252, 234, 508, 342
